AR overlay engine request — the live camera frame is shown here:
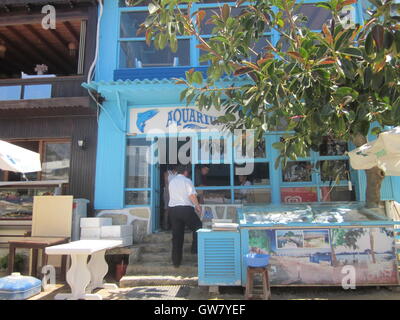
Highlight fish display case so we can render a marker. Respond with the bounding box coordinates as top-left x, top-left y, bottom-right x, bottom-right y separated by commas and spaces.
239, 202, 400, 286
